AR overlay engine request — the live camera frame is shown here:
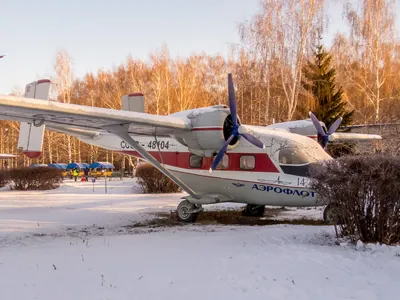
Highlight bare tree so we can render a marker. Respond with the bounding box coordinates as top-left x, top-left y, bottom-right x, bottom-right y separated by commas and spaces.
173, 57, 200, 111
344, 0, 397, 123
150, 50, 167, 115
239, 0, 325, 121
53, 51, 74, 162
